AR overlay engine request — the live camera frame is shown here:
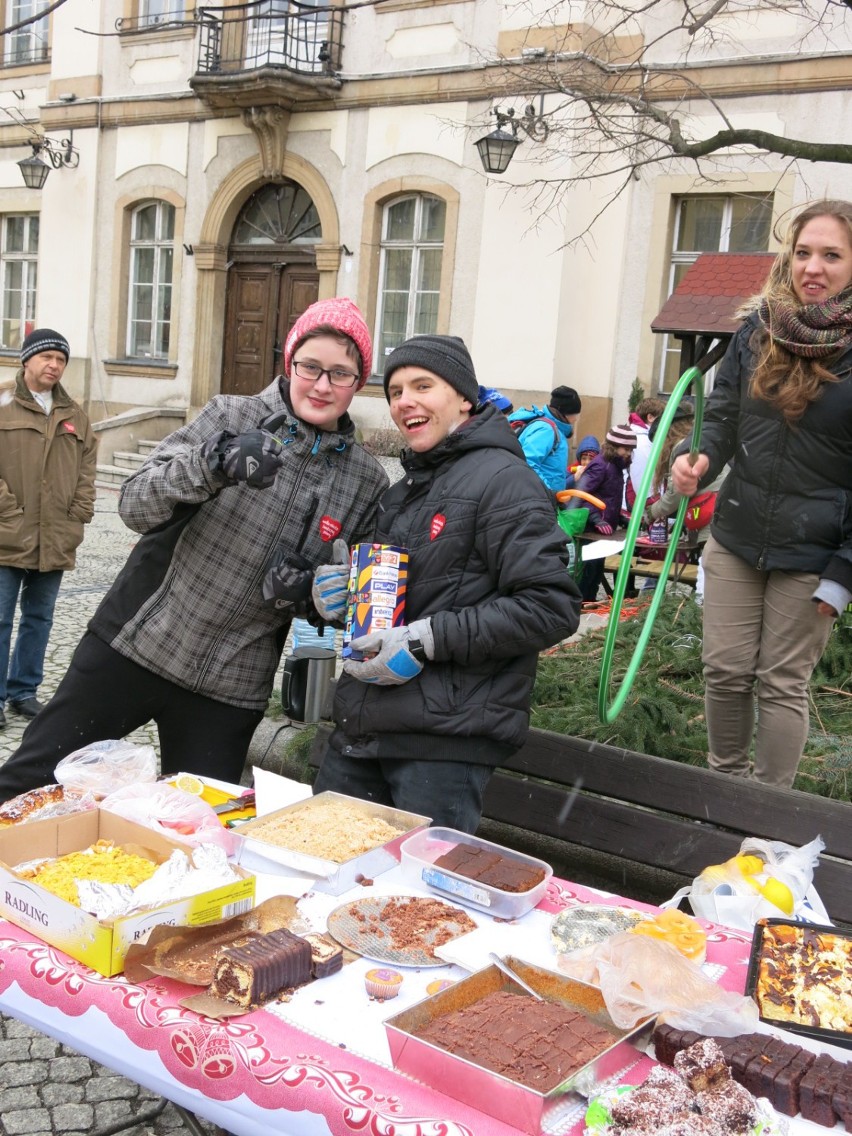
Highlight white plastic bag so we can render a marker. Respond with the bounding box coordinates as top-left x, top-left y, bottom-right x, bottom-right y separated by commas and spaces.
54, 739, 157, 797
664, 835, 830, 931
558, 932, 759, 1036
100, 782, 238, 855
